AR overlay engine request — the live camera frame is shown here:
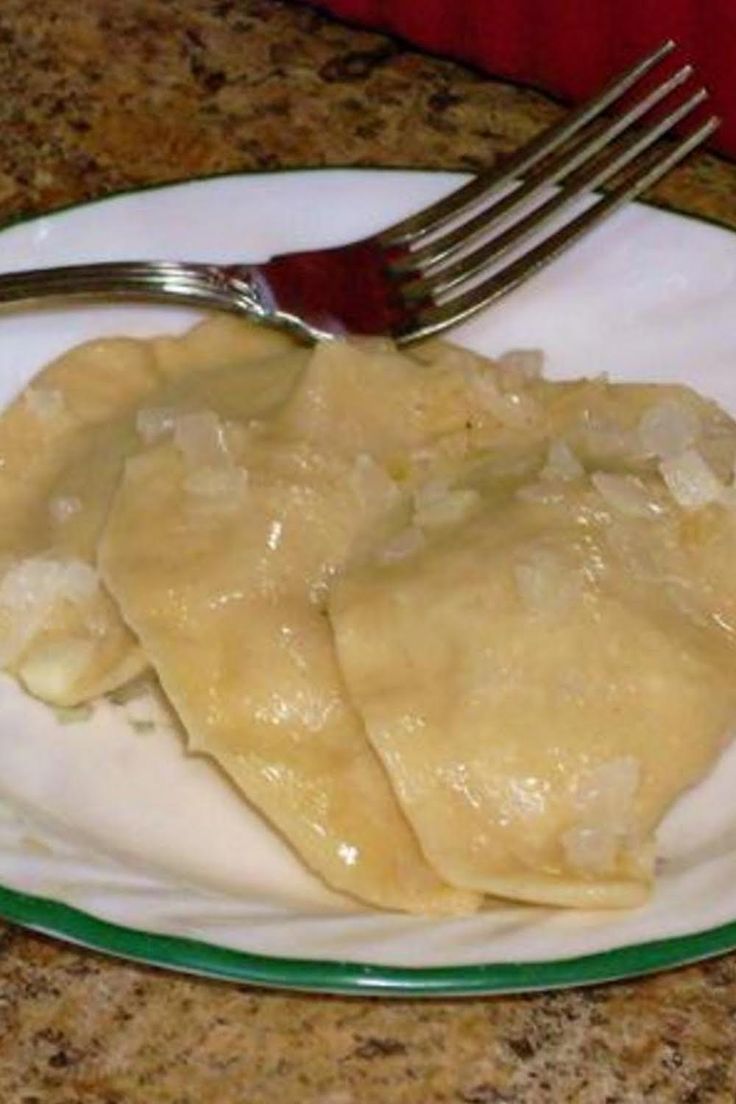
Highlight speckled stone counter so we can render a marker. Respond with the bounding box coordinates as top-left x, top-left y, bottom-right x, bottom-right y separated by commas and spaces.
1, 3, 736, 1102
